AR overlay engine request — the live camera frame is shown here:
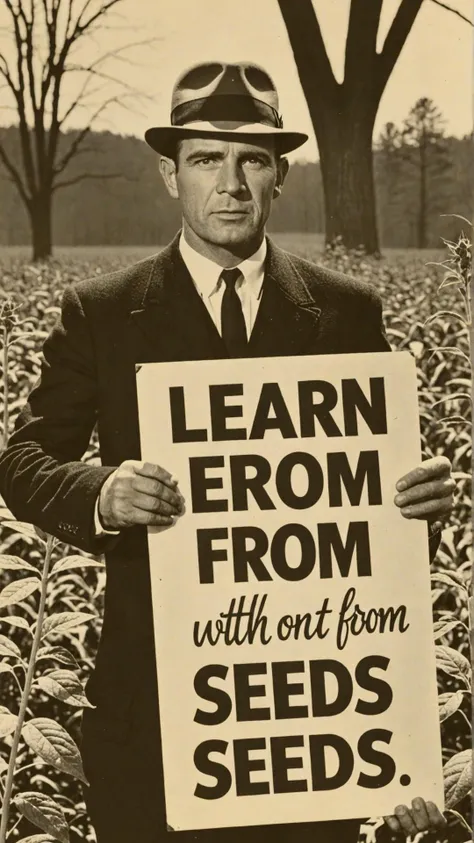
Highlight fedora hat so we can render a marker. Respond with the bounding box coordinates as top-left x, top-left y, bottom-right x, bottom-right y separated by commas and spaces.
145, 61, 308, 156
